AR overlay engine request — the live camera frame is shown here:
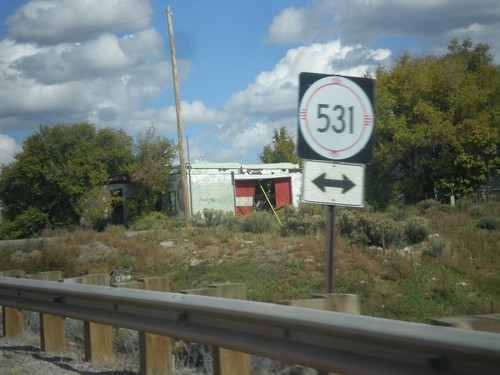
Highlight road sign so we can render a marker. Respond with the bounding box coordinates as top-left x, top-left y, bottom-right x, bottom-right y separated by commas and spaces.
297, 72, 375, 164
302, 160, 365, 207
